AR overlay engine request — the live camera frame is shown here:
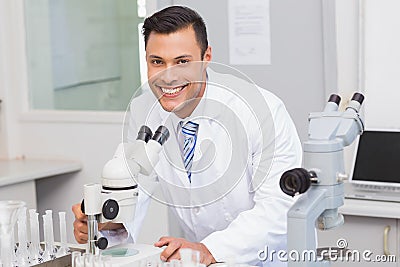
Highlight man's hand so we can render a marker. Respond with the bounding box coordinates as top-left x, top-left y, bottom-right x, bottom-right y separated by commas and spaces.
72, 203, 88, 244
72, 202, 125, 243
154, 236, 216, 266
